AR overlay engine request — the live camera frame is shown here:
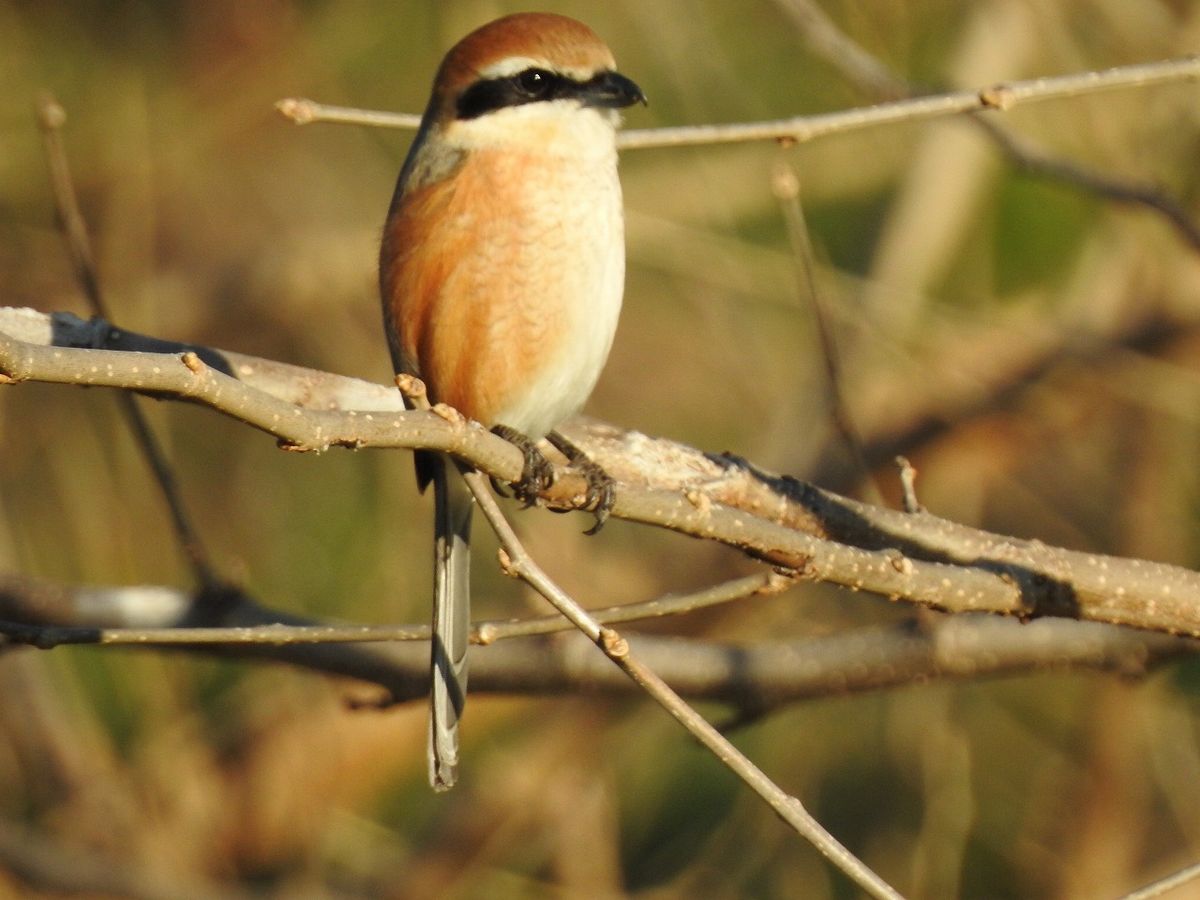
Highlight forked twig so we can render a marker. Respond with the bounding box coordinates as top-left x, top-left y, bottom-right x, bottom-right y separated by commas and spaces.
460, 465, 901, 898
774, 0, 1200, 251
394, 376, 899, 895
